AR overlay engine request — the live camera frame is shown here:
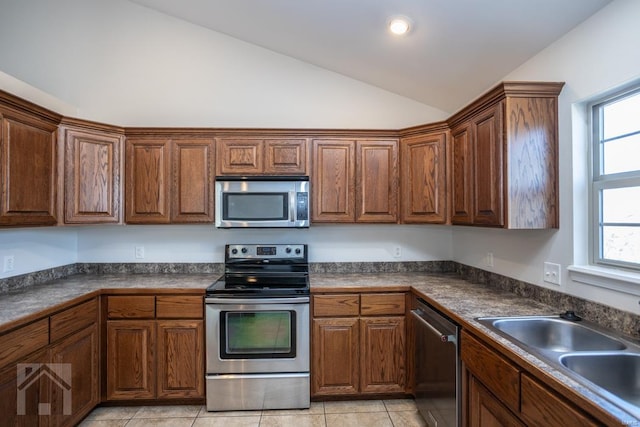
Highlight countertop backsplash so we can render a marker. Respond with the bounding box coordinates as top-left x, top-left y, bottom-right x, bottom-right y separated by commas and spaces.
1, 261, 638, 339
